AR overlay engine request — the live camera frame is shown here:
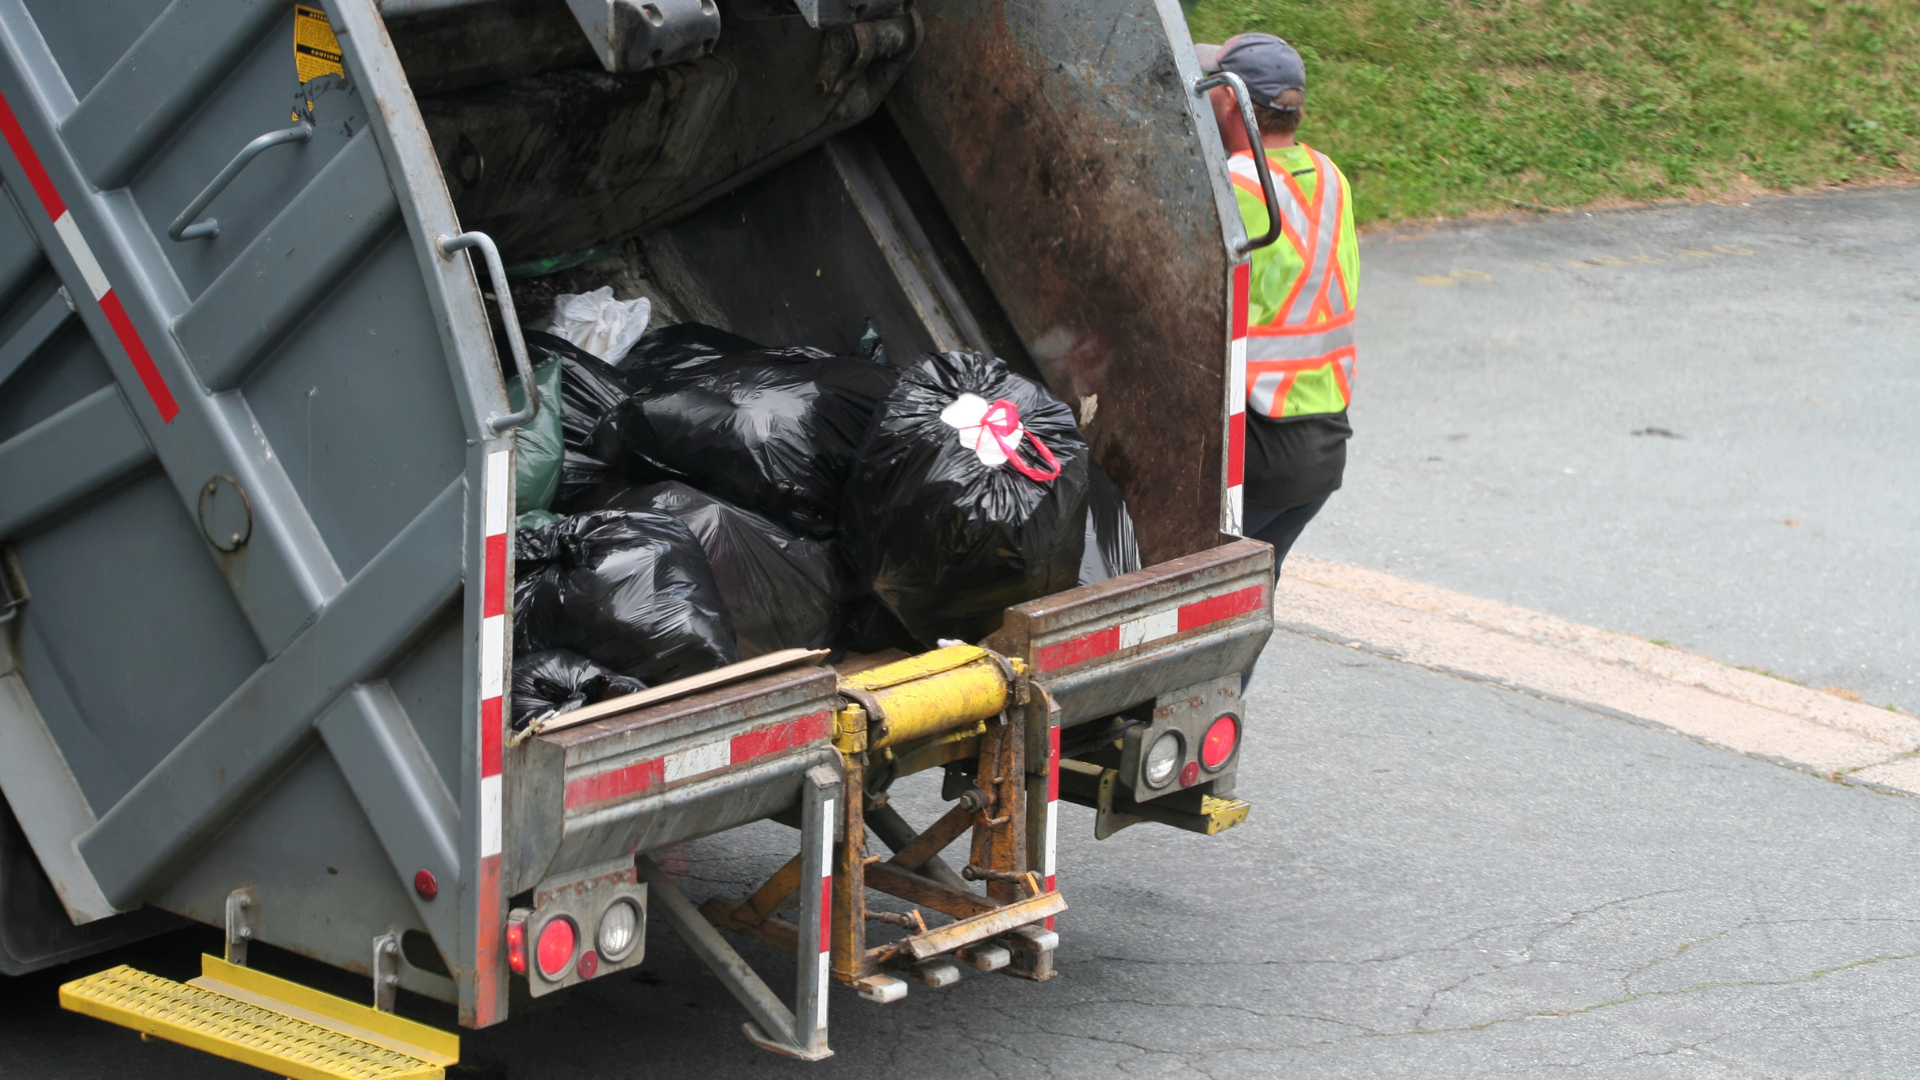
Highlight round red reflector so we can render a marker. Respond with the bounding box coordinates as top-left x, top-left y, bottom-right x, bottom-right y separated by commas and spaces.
1179, 761, 1199, 787
413, 869, 438, 899
578, 949, 600, 979
536, 917, 577, 980
1201, 714, 1238, 770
